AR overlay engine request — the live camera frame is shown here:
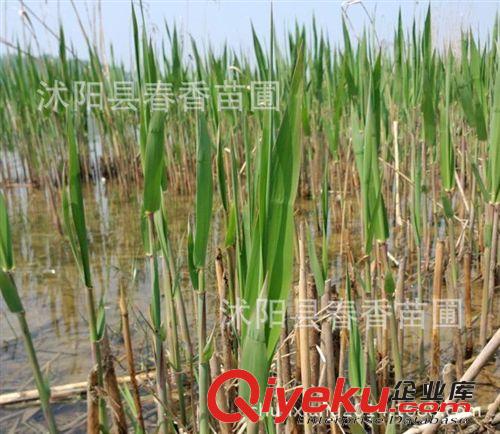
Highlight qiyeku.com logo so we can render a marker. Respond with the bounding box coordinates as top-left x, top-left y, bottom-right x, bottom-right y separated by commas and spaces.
207, 369, 471, 424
